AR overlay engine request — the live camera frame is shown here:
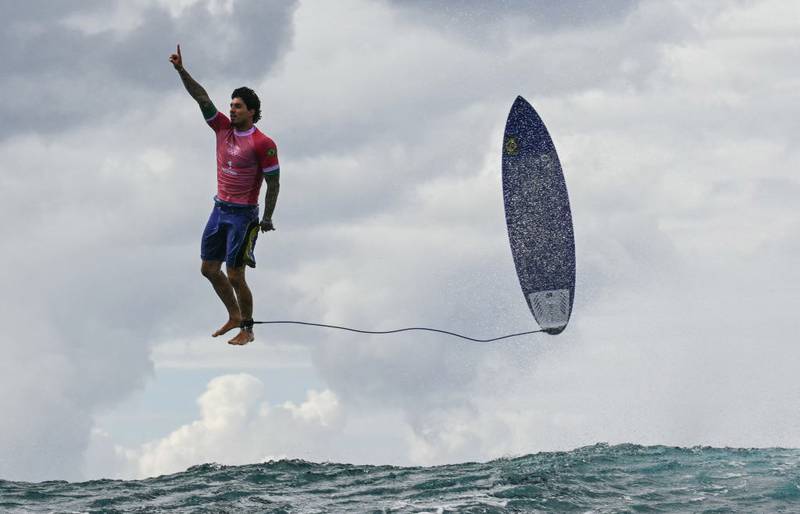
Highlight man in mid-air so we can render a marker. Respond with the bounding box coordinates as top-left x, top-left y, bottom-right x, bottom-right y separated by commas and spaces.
169, 44, 280, 346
